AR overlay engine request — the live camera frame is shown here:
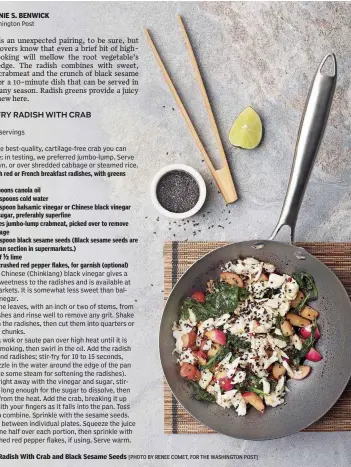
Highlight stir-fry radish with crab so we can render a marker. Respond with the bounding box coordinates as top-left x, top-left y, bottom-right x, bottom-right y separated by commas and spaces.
172, 257, 322, 416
